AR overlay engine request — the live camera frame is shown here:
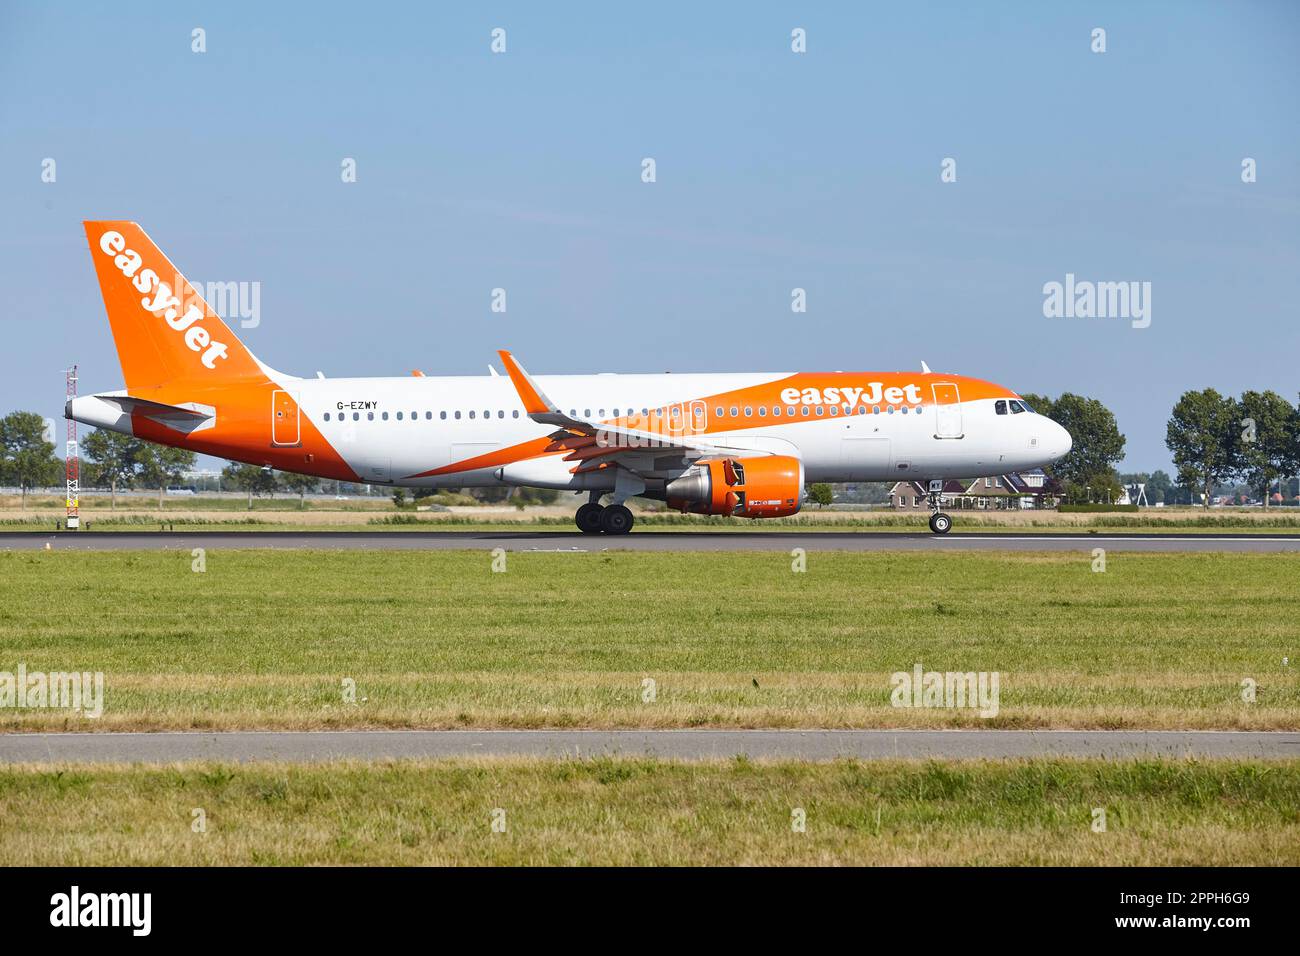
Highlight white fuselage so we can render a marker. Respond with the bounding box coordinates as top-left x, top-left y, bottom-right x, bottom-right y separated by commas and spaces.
276, 371, 1070, 488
